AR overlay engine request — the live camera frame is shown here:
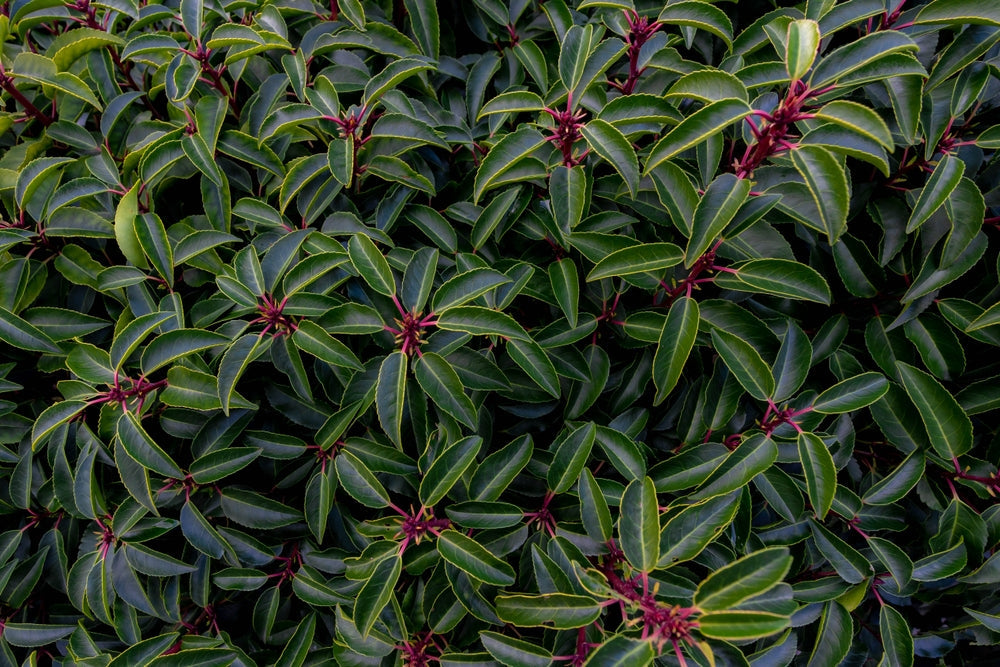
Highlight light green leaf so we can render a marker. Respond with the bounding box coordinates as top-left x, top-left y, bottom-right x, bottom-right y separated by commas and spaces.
786, 19, 820, 81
